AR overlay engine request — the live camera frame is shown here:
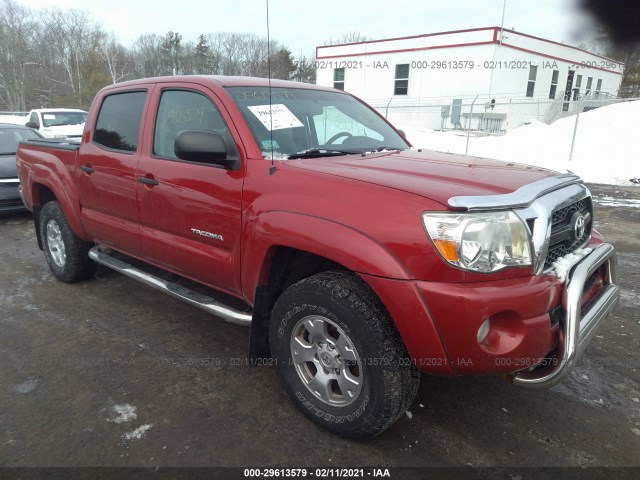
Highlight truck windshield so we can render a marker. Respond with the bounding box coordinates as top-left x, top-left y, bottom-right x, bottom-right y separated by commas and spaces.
41, 111, 87, 127
226, 86, 408, 159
